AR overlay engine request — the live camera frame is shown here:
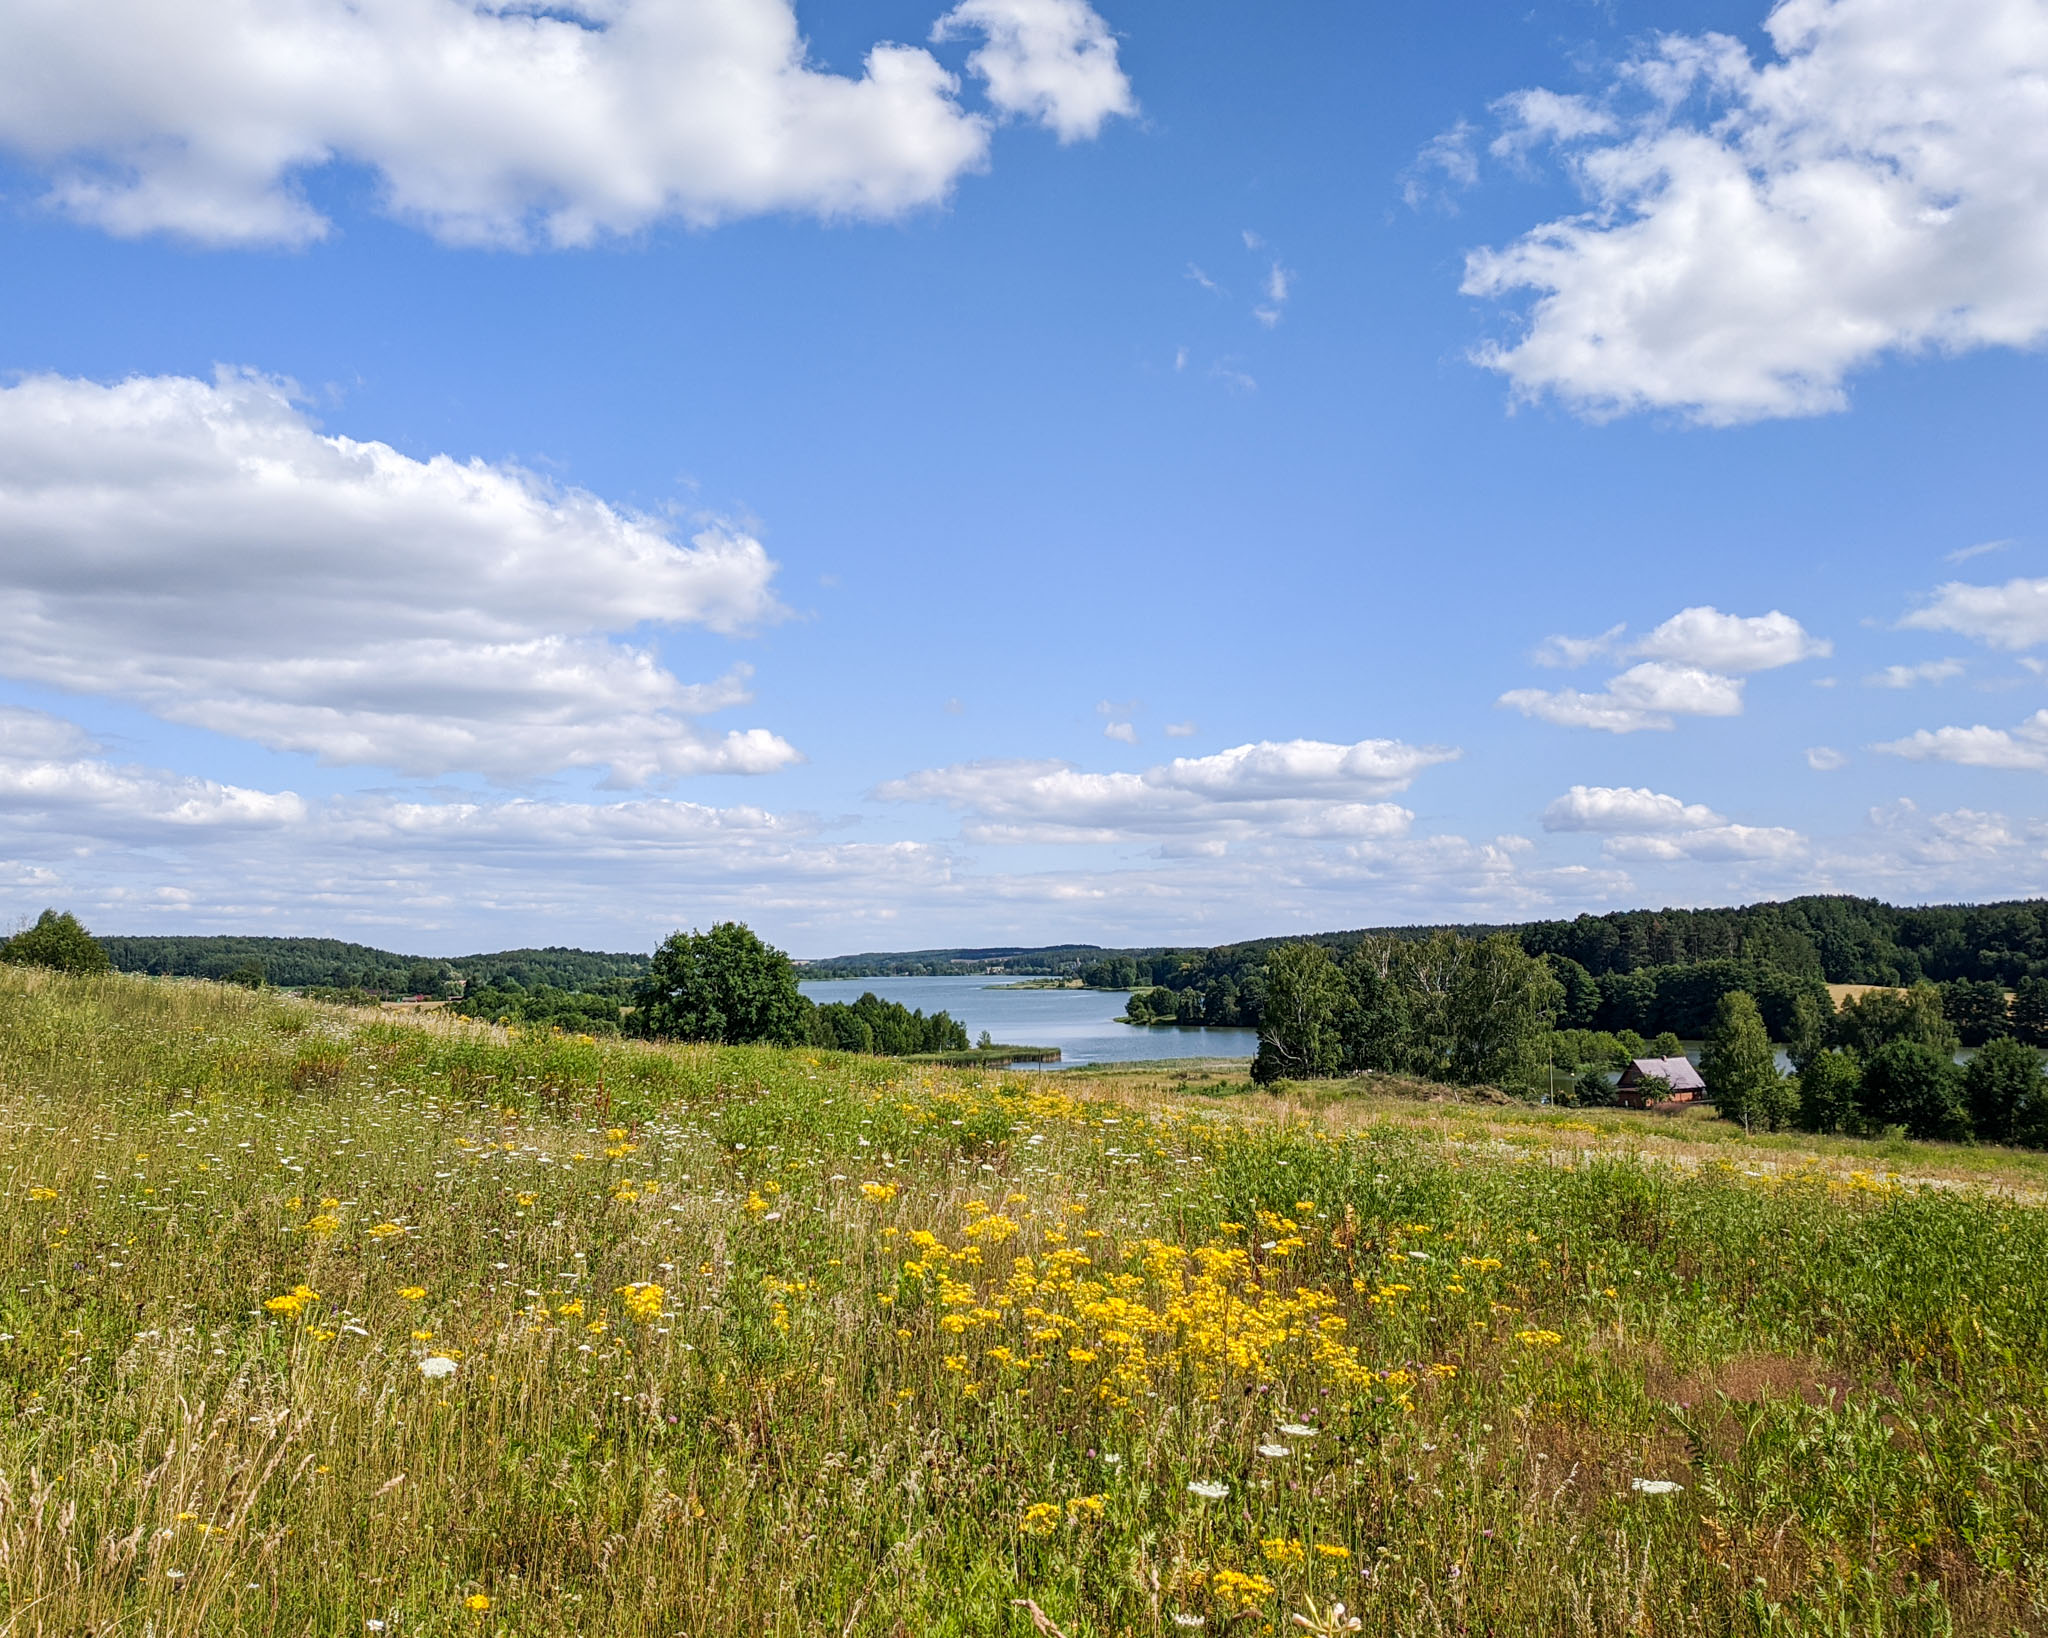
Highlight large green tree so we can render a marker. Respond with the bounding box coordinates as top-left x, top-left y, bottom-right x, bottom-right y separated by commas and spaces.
1251, 941, 1347, 1083
633, 922, 810, 1047
1702, 989, 1790, 1132
1833, 985, 1959, 1058
1794, 1049, 1861, 1135
1964, 1036, 2047, 1147
1858, 1039, 1970, 1141
0, 909, 111, 976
